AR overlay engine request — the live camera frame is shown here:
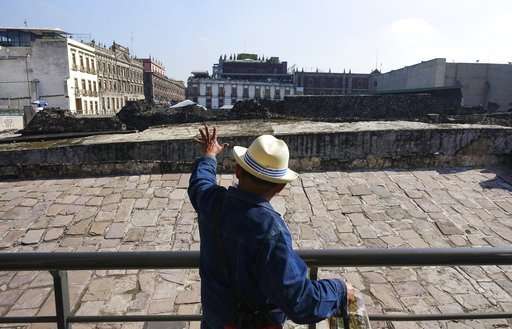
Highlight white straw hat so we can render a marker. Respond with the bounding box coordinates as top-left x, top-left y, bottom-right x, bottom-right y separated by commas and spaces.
233, 135, 298, 184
